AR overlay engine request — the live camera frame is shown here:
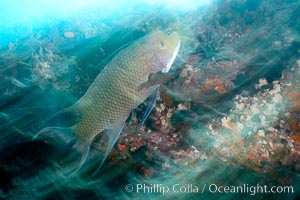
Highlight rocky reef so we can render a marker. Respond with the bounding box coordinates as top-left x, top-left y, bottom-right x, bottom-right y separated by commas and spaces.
0, 0, 299, 199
